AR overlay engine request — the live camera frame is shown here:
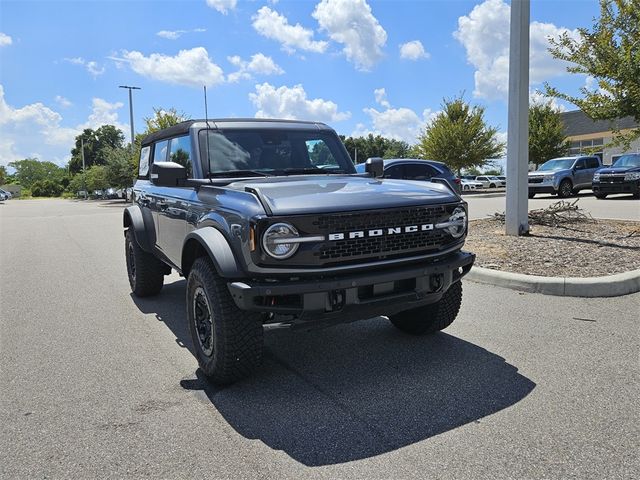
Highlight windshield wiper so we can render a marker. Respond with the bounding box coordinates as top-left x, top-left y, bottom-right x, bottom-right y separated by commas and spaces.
278, 167, 346, 175
209, 170, 272, 178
